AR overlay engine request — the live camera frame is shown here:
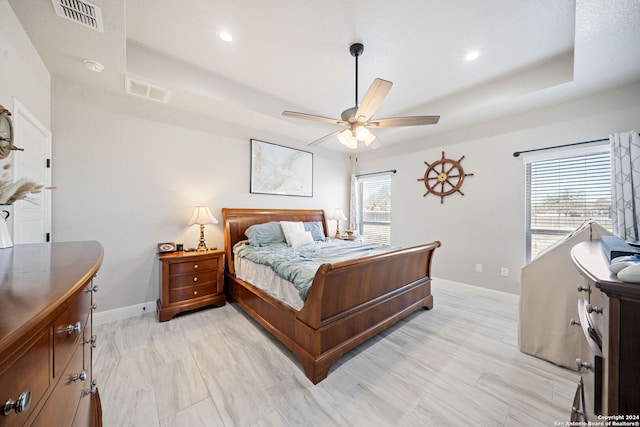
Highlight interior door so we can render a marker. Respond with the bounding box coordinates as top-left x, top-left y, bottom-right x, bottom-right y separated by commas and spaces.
11, 98, 51, 243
